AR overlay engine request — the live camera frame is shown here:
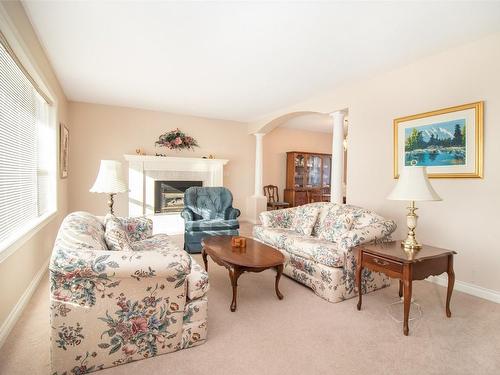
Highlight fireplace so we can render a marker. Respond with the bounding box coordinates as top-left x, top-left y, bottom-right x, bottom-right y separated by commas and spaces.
154, 180, 203, 214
